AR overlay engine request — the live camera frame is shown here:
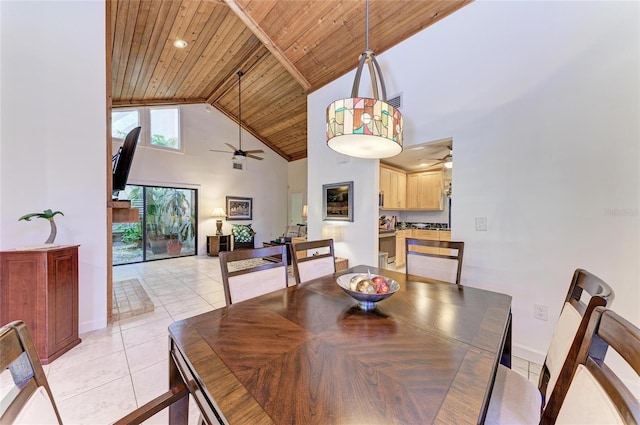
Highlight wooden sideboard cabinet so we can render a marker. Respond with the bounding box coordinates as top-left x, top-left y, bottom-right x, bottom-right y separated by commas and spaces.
0, 245, 81, 364
206, 235, 231, 257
